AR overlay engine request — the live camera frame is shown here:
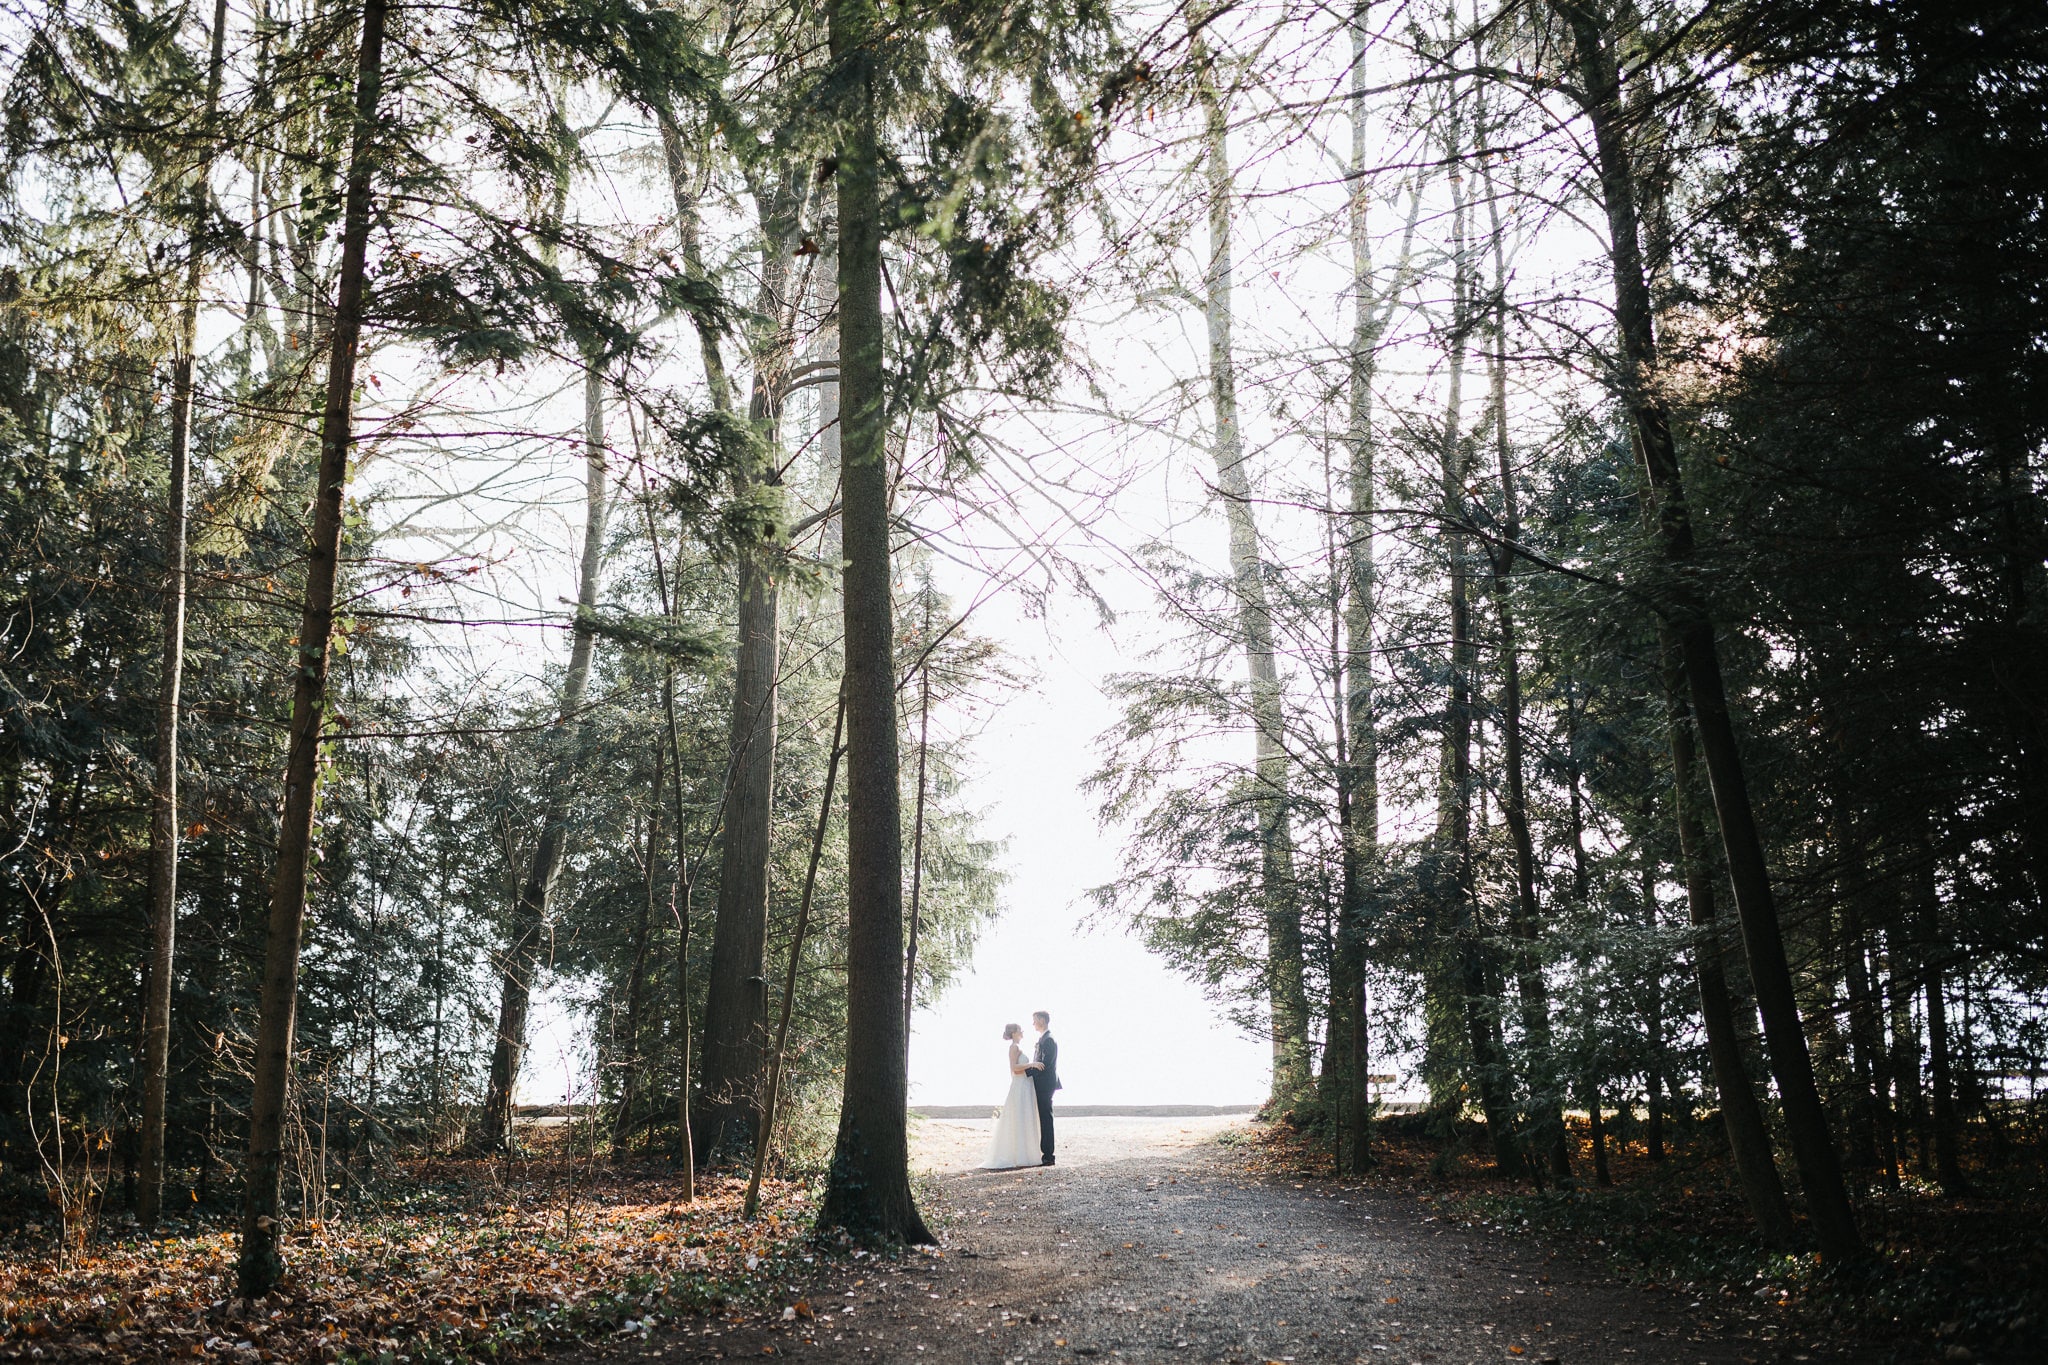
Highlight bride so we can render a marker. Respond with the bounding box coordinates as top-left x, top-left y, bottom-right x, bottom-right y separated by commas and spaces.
979, 1023, 1043, 1169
